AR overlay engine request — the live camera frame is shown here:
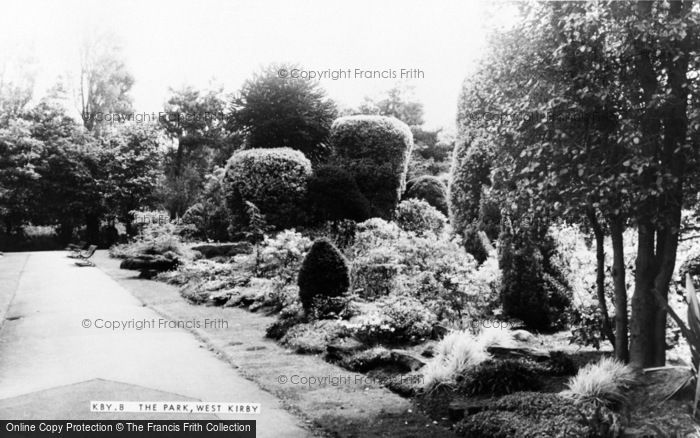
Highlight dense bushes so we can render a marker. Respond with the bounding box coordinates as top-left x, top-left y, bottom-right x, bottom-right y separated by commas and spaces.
306, 164, 371, 222
181, 168, 231, 241
350, 250, 402, 299
460, 359, 542, 396
297, 239, 350, 312
109, 222, 193, 260
228, 64, 338, 162
330, 115, 414, 219
350, 218, 496, 323
456, 392, 609, 438
257, 230, 312, 283
448, 136, 494, 238
394, 199, 447, 236
499, 224, 572, 331
351, 295, 436, 345
223, 148, 312, 229
404, 175, 448, 214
